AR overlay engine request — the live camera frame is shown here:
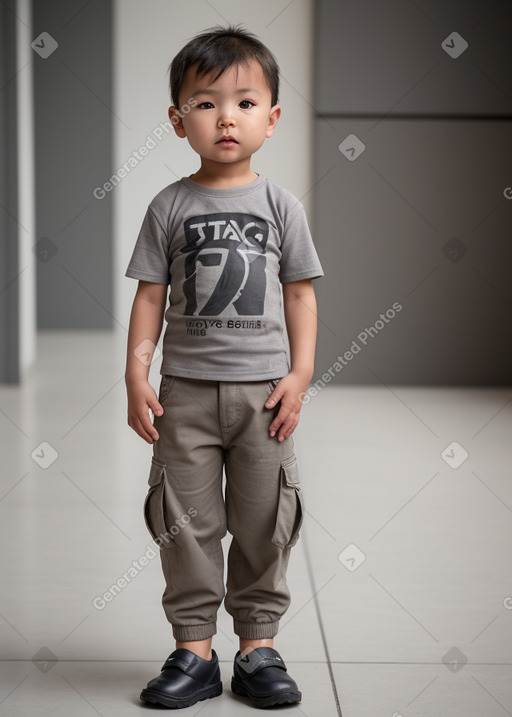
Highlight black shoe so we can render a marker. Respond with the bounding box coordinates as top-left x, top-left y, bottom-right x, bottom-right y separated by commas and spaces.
140, 648, 222, 709
231, 647, 301, 708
